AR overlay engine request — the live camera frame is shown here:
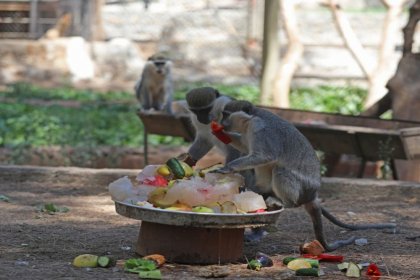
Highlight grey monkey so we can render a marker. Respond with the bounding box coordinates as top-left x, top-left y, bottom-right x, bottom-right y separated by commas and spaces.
135, 54, 173, 114
182, 89, 260, 241
216, 100, 396, 251
180, 87, 242, 167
